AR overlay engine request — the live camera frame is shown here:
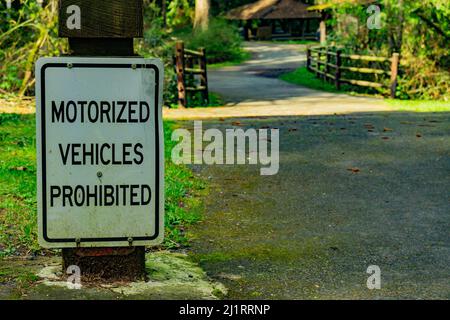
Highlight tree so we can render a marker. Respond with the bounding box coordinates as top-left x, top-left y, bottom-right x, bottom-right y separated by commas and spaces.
194, 0, 210, 31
